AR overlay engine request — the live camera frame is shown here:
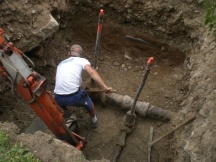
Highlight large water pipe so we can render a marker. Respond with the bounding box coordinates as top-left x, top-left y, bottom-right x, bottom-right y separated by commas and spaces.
88, 91, 176, 122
